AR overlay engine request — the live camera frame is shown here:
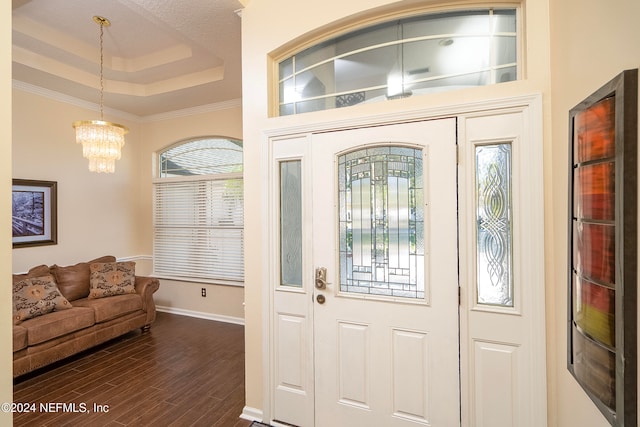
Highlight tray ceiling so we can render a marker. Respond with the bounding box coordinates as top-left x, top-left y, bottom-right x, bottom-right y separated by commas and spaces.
12, 0, 244, 117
